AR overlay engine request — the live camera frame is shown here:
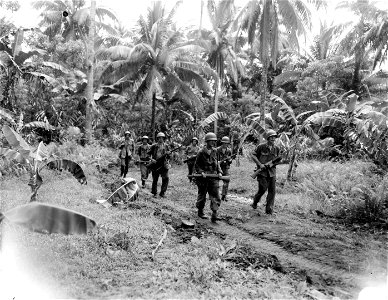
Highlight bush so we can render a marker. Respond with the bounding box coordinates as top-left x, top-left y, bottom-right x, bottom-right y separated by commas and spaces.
284, 160, 388, 223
